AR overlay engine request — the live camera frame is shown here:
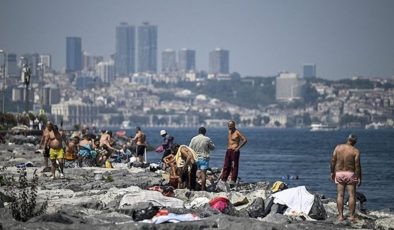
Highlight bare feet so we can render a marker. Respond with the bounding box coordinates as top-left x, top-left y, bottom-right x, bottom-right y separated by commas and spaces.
337, 216, 345, 222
